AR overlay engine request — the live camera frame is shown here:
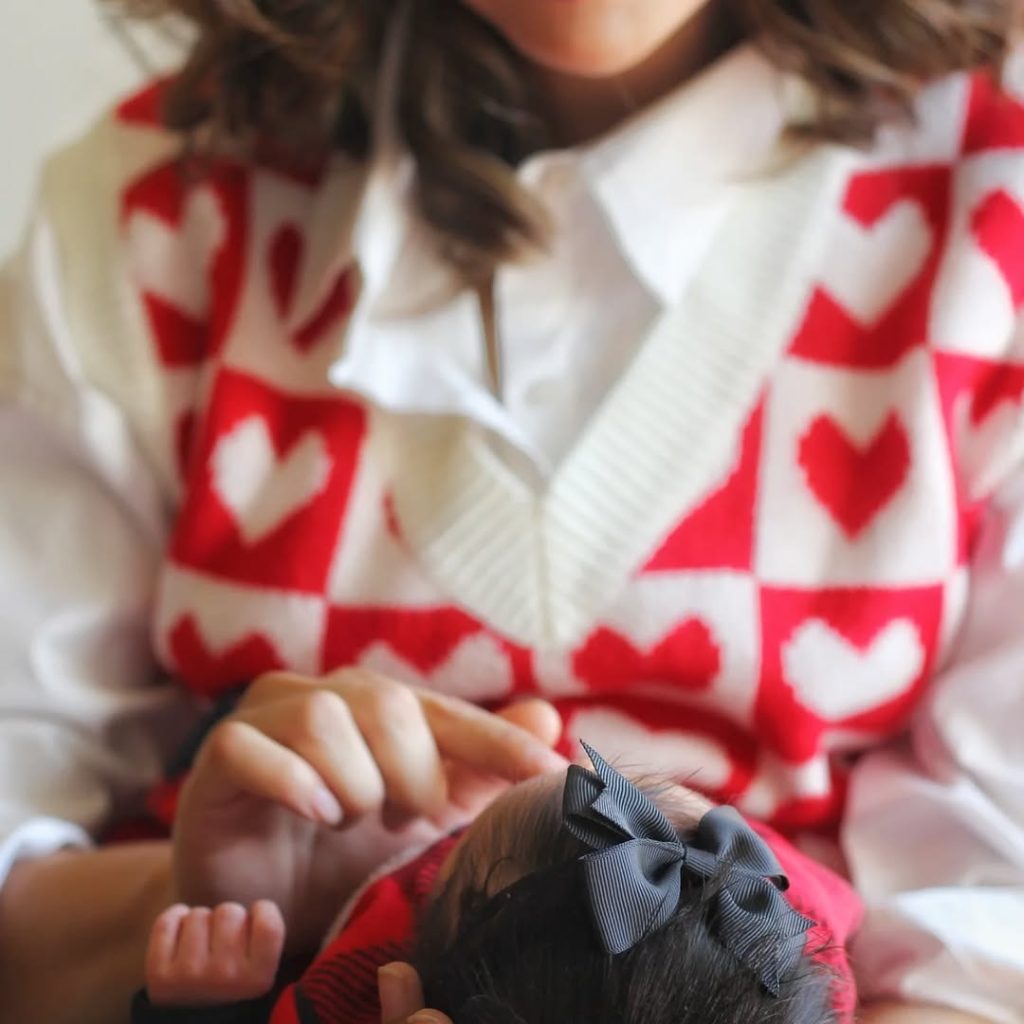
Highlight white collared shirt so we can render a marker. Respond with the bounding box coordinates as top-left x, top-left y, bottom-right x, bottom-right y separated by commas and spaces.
330, 42, 791, 481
